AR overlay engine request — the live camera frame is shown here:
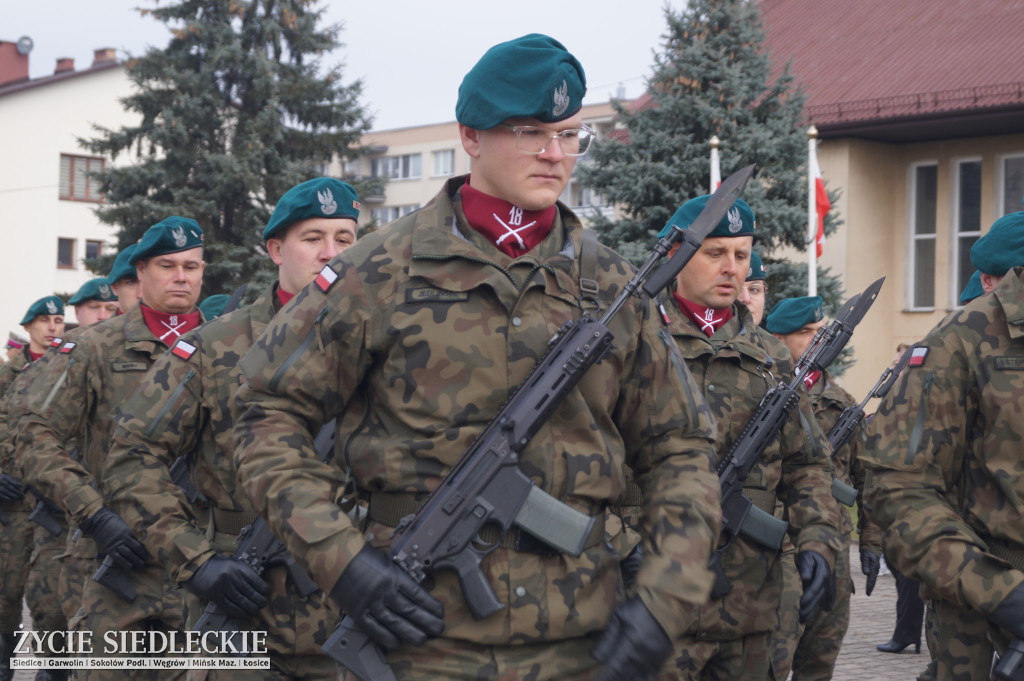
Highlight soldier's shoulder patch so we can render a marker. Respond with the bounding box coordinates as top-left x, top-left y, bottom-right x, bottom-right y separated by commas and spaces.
171, 339, 197, 361
59, 341, 76, 354
907, 346, 929, 367
314, 265, 338, 292
49, 337, 63, 350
